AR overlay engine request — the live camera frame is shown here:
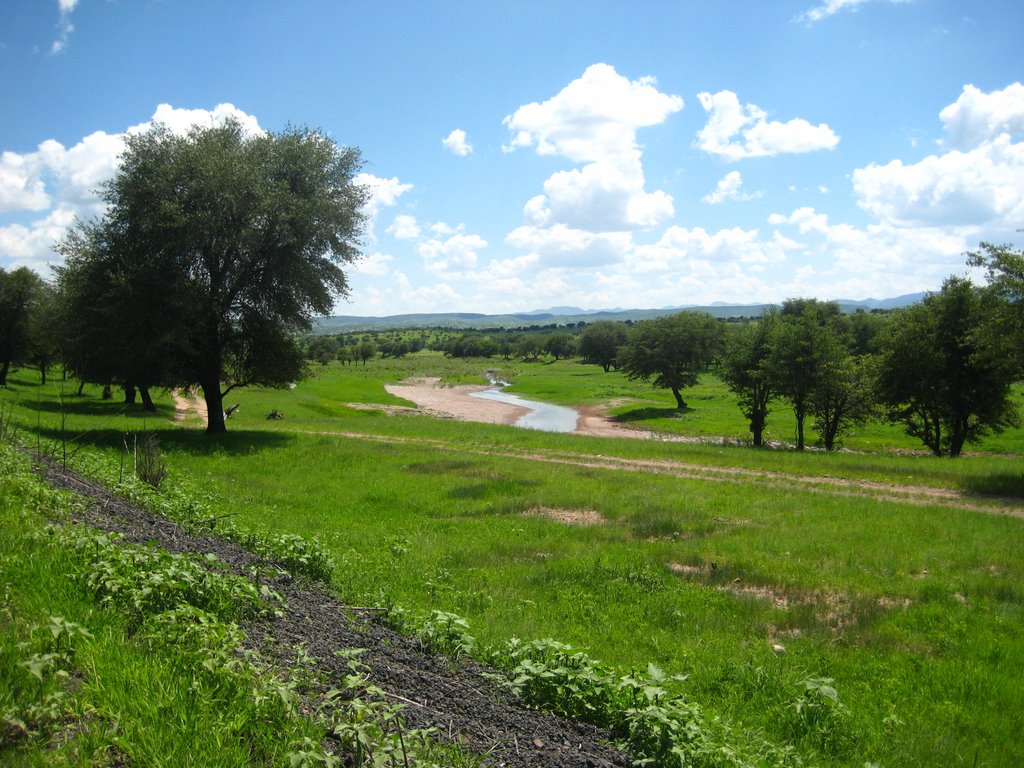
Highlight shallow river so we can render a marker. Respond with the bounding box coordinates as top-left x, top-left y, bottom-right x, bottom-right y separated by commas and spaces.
470, 387, 580, 433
